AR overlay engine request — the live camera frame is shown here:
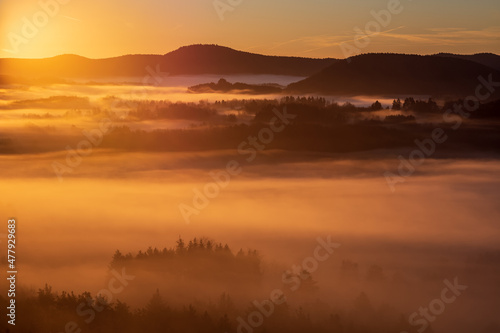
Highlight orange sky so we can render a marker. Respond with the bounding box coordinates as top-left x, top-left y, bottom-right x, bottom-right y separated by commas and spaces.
1, 0, 500, 59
